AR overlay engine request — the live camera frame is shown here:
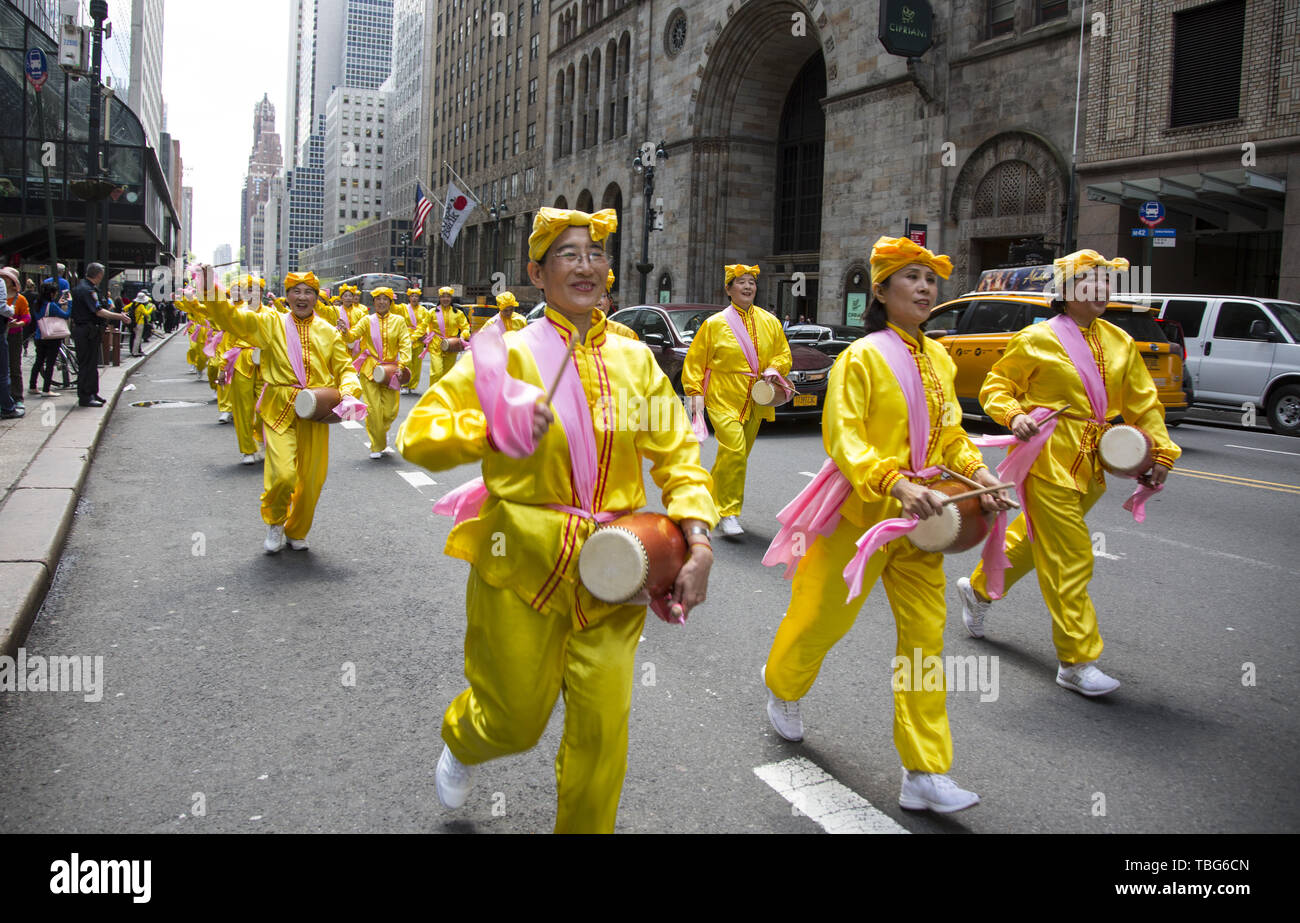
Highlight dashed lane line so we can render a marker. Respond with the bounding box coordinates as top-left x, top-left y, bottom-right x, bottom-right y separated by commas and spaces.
753, 757, 909, 834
